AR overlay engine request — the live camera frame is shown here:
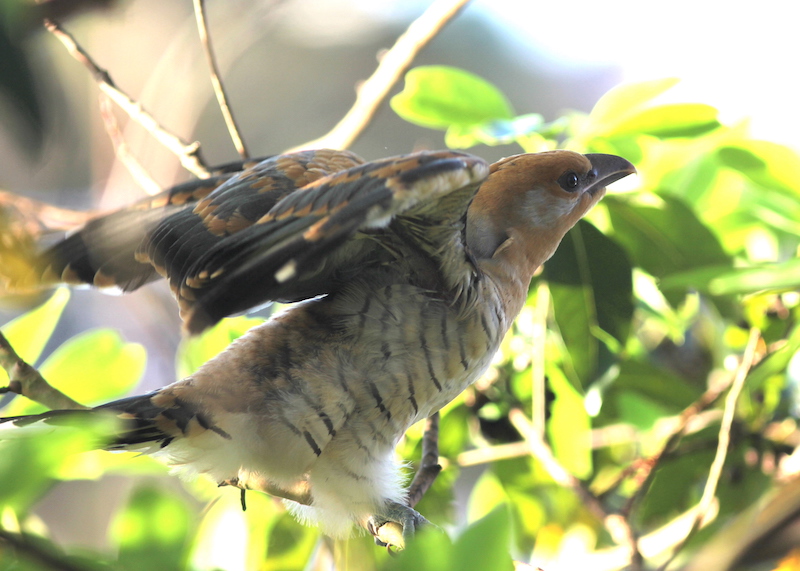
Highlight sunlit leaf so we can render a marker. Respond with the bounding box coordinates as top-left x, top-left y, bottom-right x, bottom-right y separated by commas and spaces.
609, 103, 720, 138
190, 492, 252, 570
391, 66, 514, 130
547, 366, 592, 478
0, 288, 70, 365
467, 470, 509, 524
719, 140, 800, 195
584, 78, 679, 137
660, 259, 800, 295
